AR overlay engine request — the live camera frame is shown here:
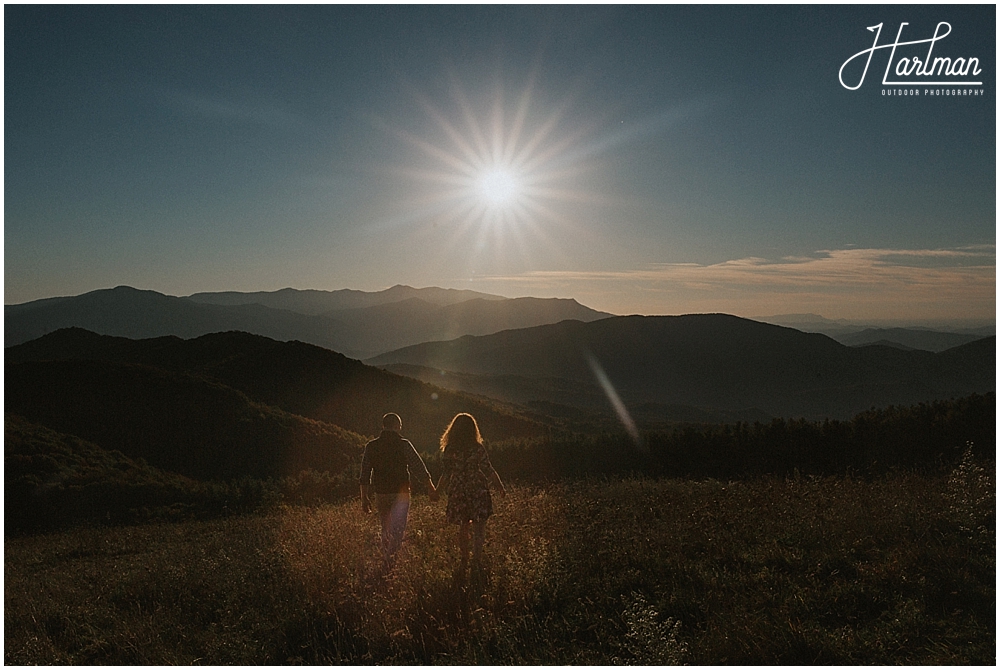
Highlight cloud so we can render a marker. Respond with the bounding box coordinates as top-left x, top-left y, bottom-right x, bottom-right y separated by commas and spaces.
161, 90, 306, 130
646, 246, 994, 291
473, 245, 996, 320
